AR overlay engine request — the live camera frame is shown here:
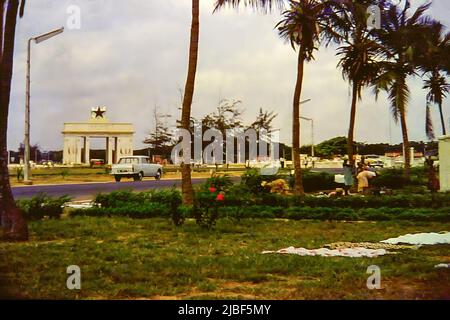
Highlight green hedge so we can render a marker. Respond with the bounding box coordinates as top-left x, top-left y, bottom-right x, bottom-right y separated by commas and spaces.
16, 194, 71, 221
297, 193, 450, 209
241, 169, 338, 194
71, 203, 170, 219
71, 204, 450, 222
